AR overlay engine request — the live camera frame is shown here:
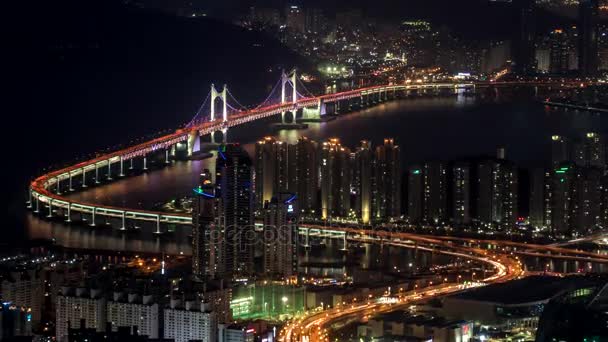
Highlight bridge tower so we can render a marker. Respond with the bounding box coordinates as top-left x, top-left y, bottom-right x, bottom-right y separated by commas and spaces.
281, 69, 297, 124
210, 84, 228, 122
210, 84, 228, 144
